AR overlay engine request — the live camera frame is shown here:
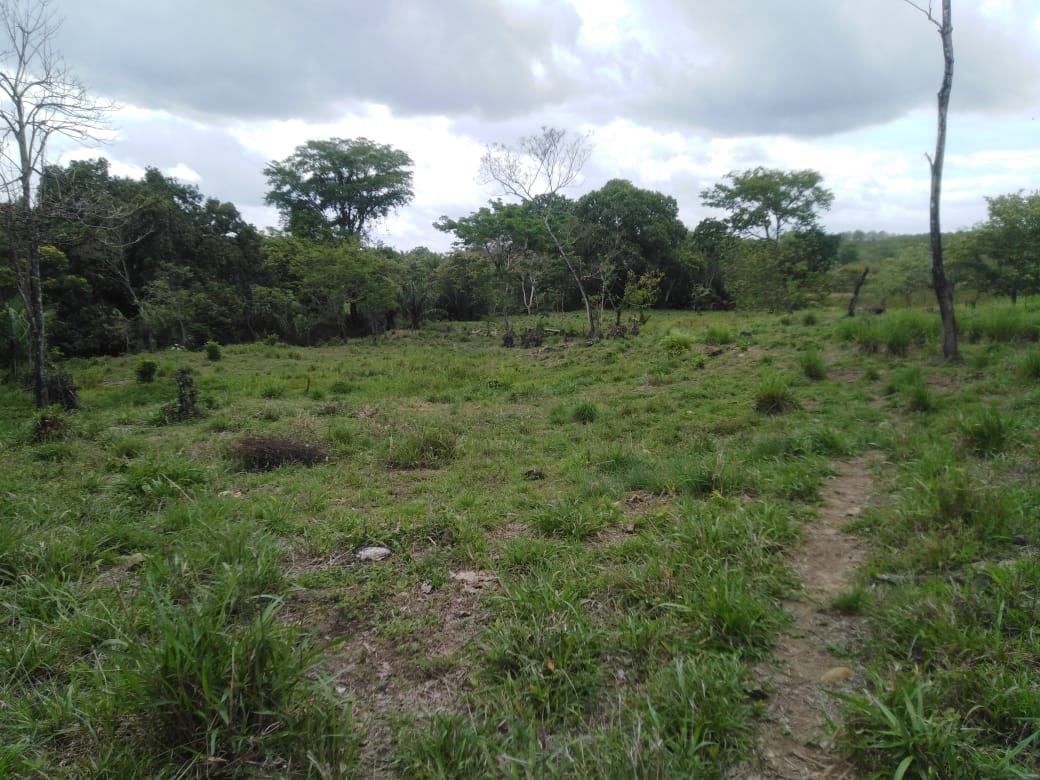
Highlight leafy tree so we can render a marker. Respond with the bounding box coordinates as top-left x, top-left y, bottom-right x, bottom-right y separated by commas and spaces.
700, 167, 833, 242
572, 179, 688, 326
700, 168, 837, 311
960, 191, 1040, 304
687, 218, 735, 311
264, 138, 414, 242
0, 0, 112, 405
432, 250, 495, 321
435, 199, 549, 319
